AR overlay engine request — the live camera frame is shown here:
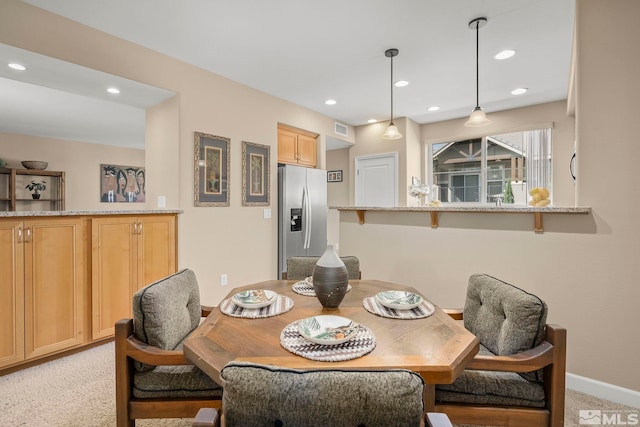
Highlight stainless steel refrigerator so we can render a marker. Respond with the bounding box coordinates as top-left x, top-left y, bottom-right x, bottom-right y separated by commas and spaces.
278, 164, 327, 278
